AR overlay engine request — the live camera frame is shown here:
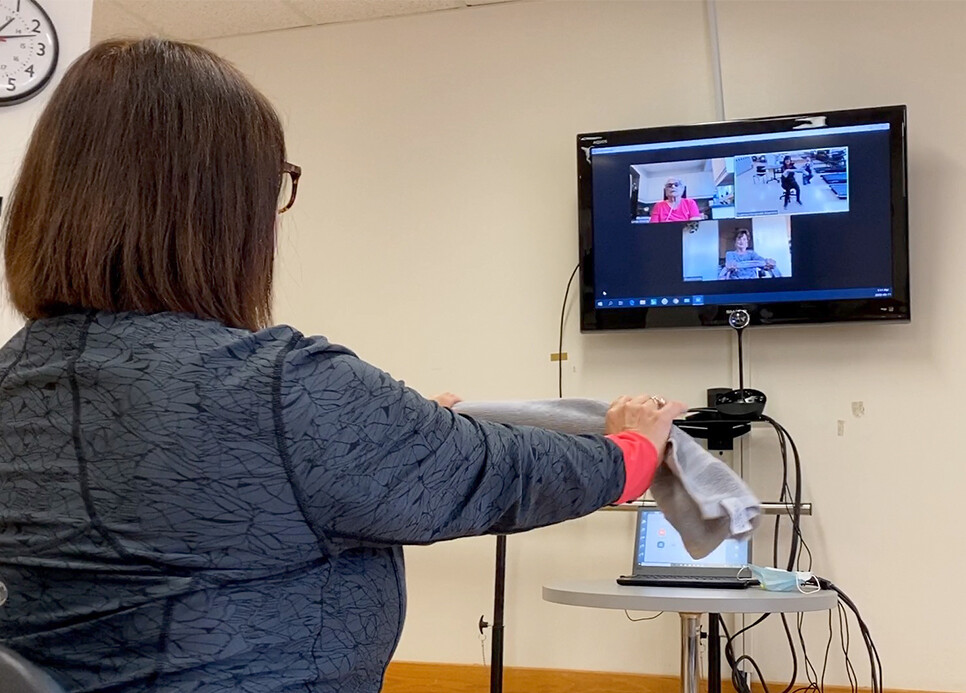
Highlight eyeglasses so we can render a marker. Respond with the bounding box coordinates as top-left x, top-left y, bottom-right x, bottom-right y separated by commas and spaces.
278, 162, 301, 214
664, 182, 681, 188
